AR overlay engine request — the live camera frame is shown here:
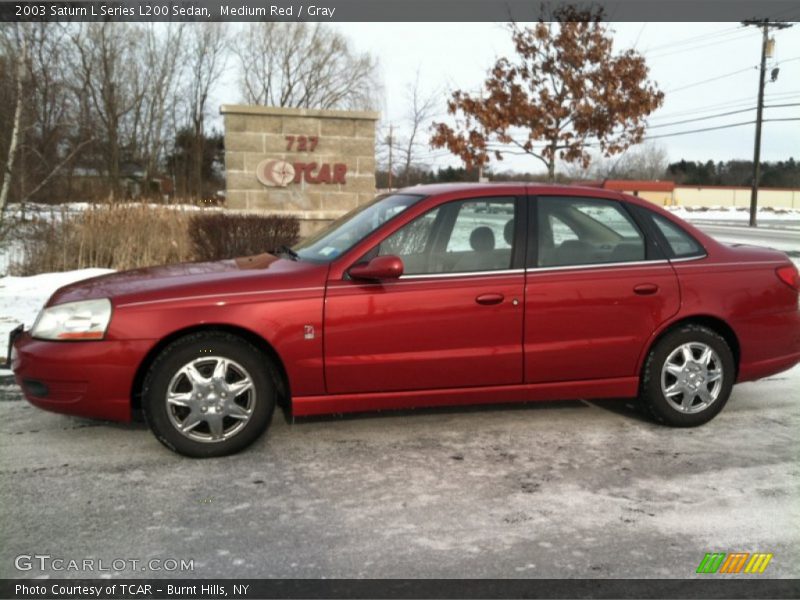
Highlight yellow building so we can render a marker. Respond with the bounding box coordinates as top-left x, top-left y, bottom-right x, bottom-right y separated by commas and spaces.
595, 180, 800, 209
